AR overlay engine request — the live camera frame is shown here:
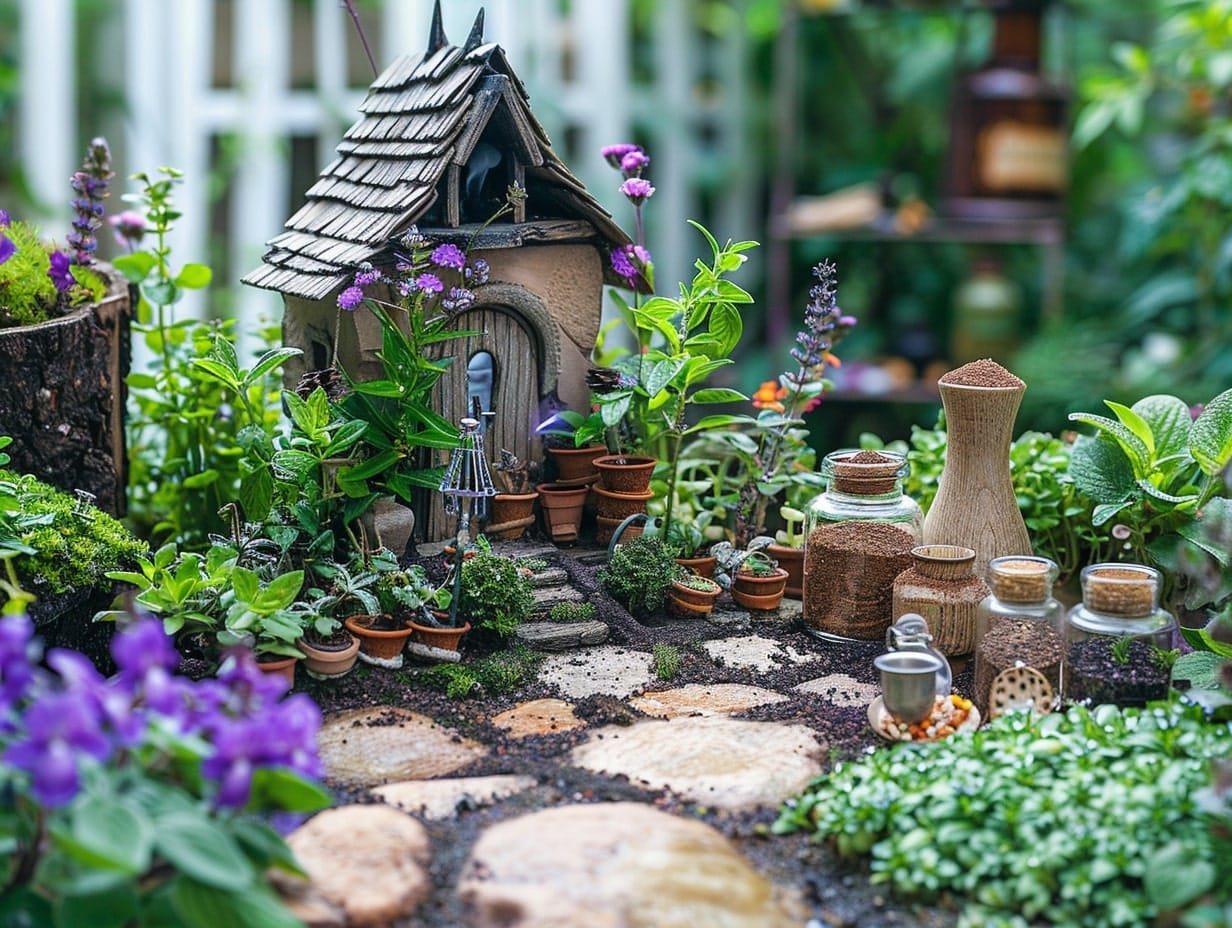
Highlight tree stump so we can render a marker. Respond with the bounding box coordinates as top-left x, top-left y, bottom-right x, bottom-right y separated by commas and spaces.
0, 267, 133, 515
